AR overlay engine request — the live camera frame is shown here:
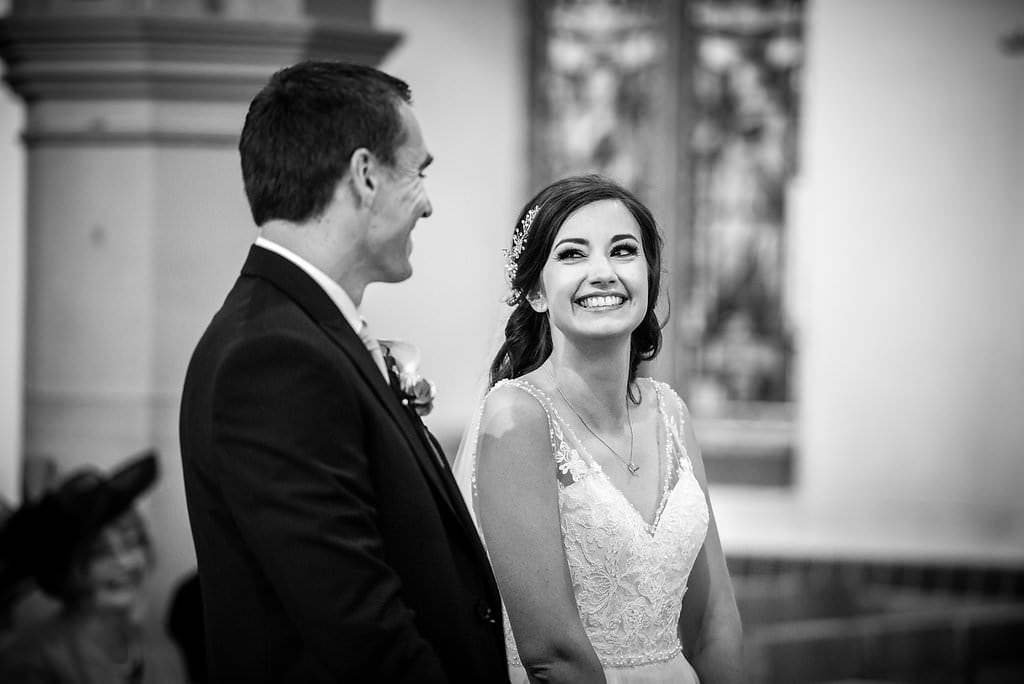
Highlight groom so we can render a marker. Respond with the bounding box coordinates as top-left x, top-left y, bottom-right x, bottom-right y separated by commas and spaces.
179, 61, 508, 683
